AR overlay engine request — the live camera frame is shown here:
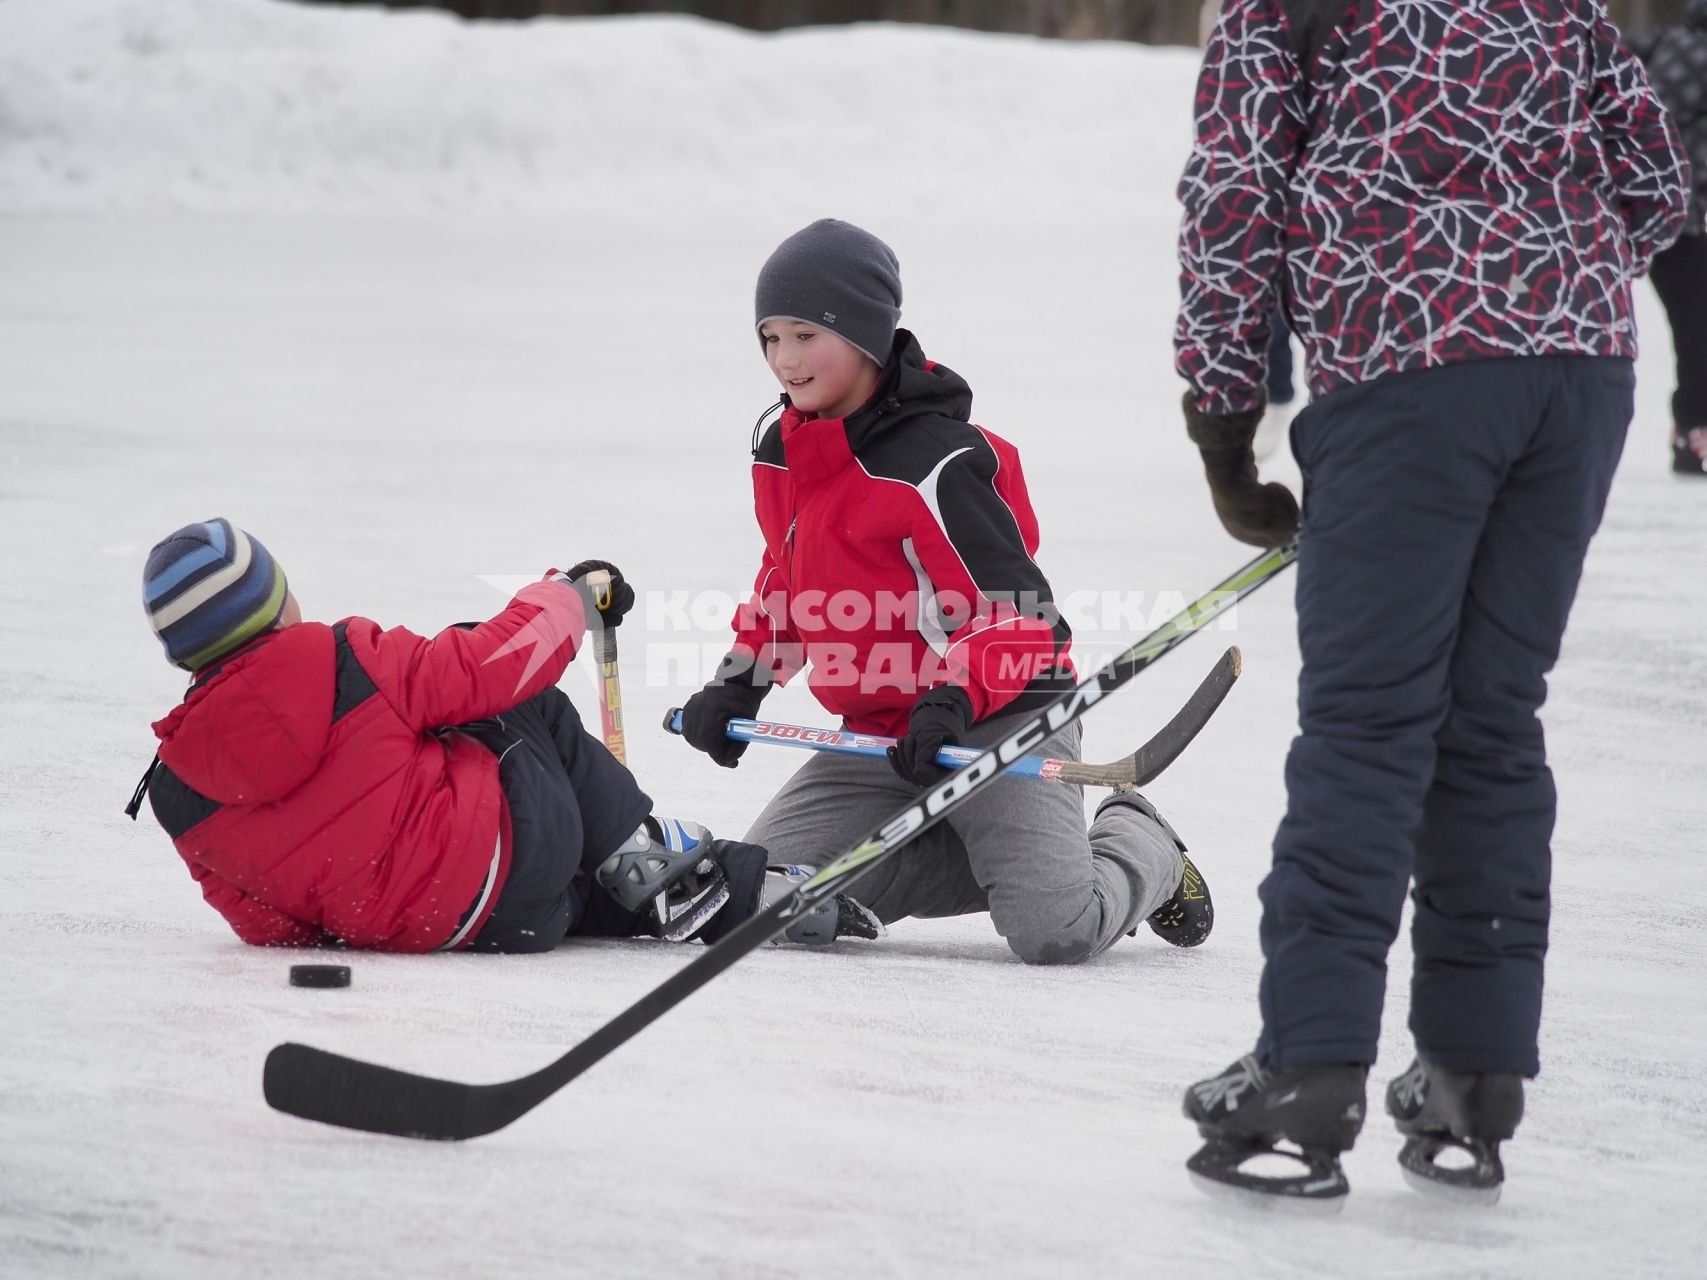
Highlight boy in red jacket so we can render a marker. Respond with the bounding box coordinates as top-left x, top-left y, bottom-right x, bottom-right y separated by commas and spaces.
680, 219, 1208, 965
134, 519, 869, 952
